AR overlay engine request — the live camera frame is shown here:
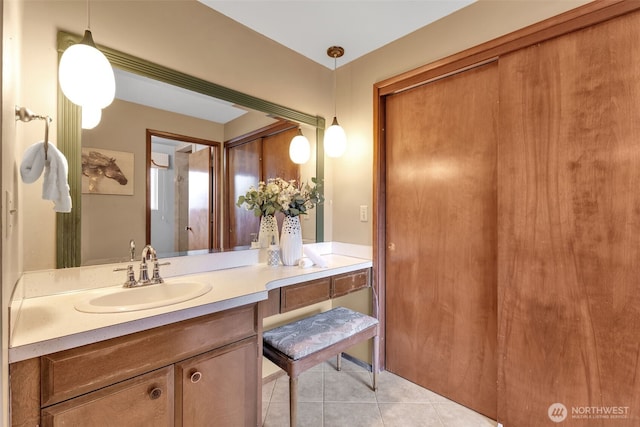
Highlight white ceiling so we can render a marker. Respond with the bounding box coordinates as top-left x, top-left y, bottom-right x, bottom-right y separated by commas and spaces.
113, 1, 477, 123
197, 0, 476, 69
